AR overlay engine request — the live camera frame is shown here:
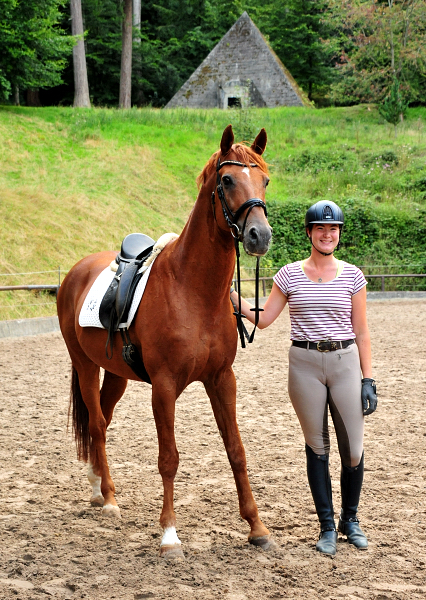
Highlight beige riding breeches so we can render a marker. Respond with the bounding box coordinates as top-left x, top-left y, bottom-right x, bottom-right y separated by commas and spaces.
288, 343, 364, 467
